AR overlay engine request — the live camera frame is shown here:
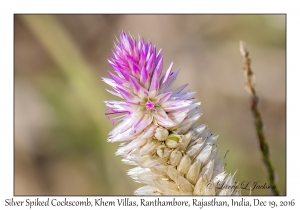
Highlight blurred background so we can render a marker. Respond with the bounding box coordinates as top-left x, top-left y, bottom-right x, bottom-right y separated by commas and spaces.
14, 14, 286, 195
